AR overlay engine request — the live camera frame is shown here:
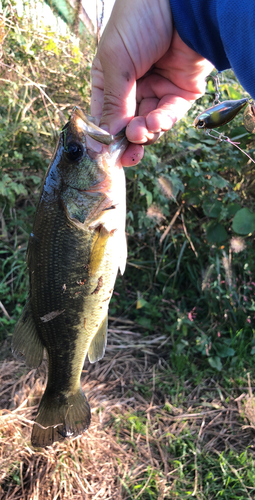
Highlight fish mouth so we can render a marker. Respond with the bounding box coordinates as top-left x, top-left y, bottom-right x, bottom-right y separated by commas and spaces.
71, 107, 122, 145
68, 106, 162, 149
